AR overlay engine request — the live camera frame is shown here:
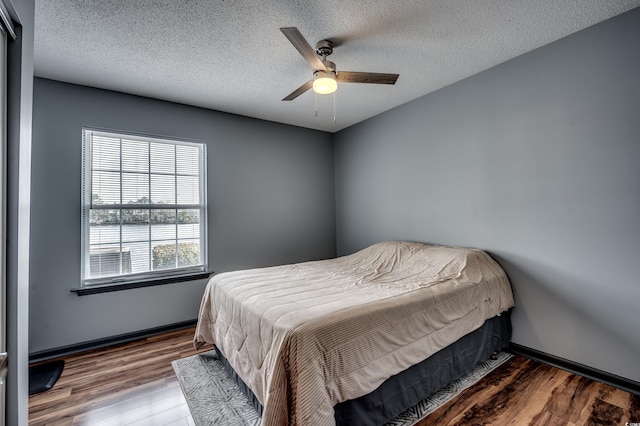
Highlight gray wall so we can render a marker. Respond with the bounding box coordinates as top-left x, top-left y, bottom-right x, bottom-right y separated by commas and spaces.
30, 6, 640, 386
335, 8, 640, 381
30, 78, 336, 353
